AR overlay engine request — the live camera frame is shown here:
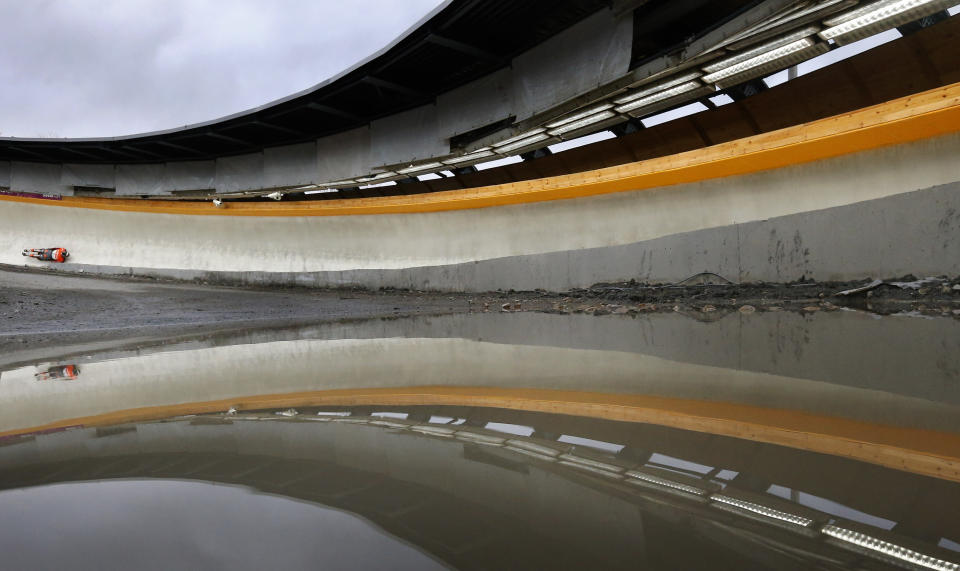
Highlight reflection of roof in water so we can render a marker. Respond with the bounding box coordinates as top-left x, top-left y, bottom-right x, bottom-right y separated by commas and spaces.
1, 407, 957, 570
